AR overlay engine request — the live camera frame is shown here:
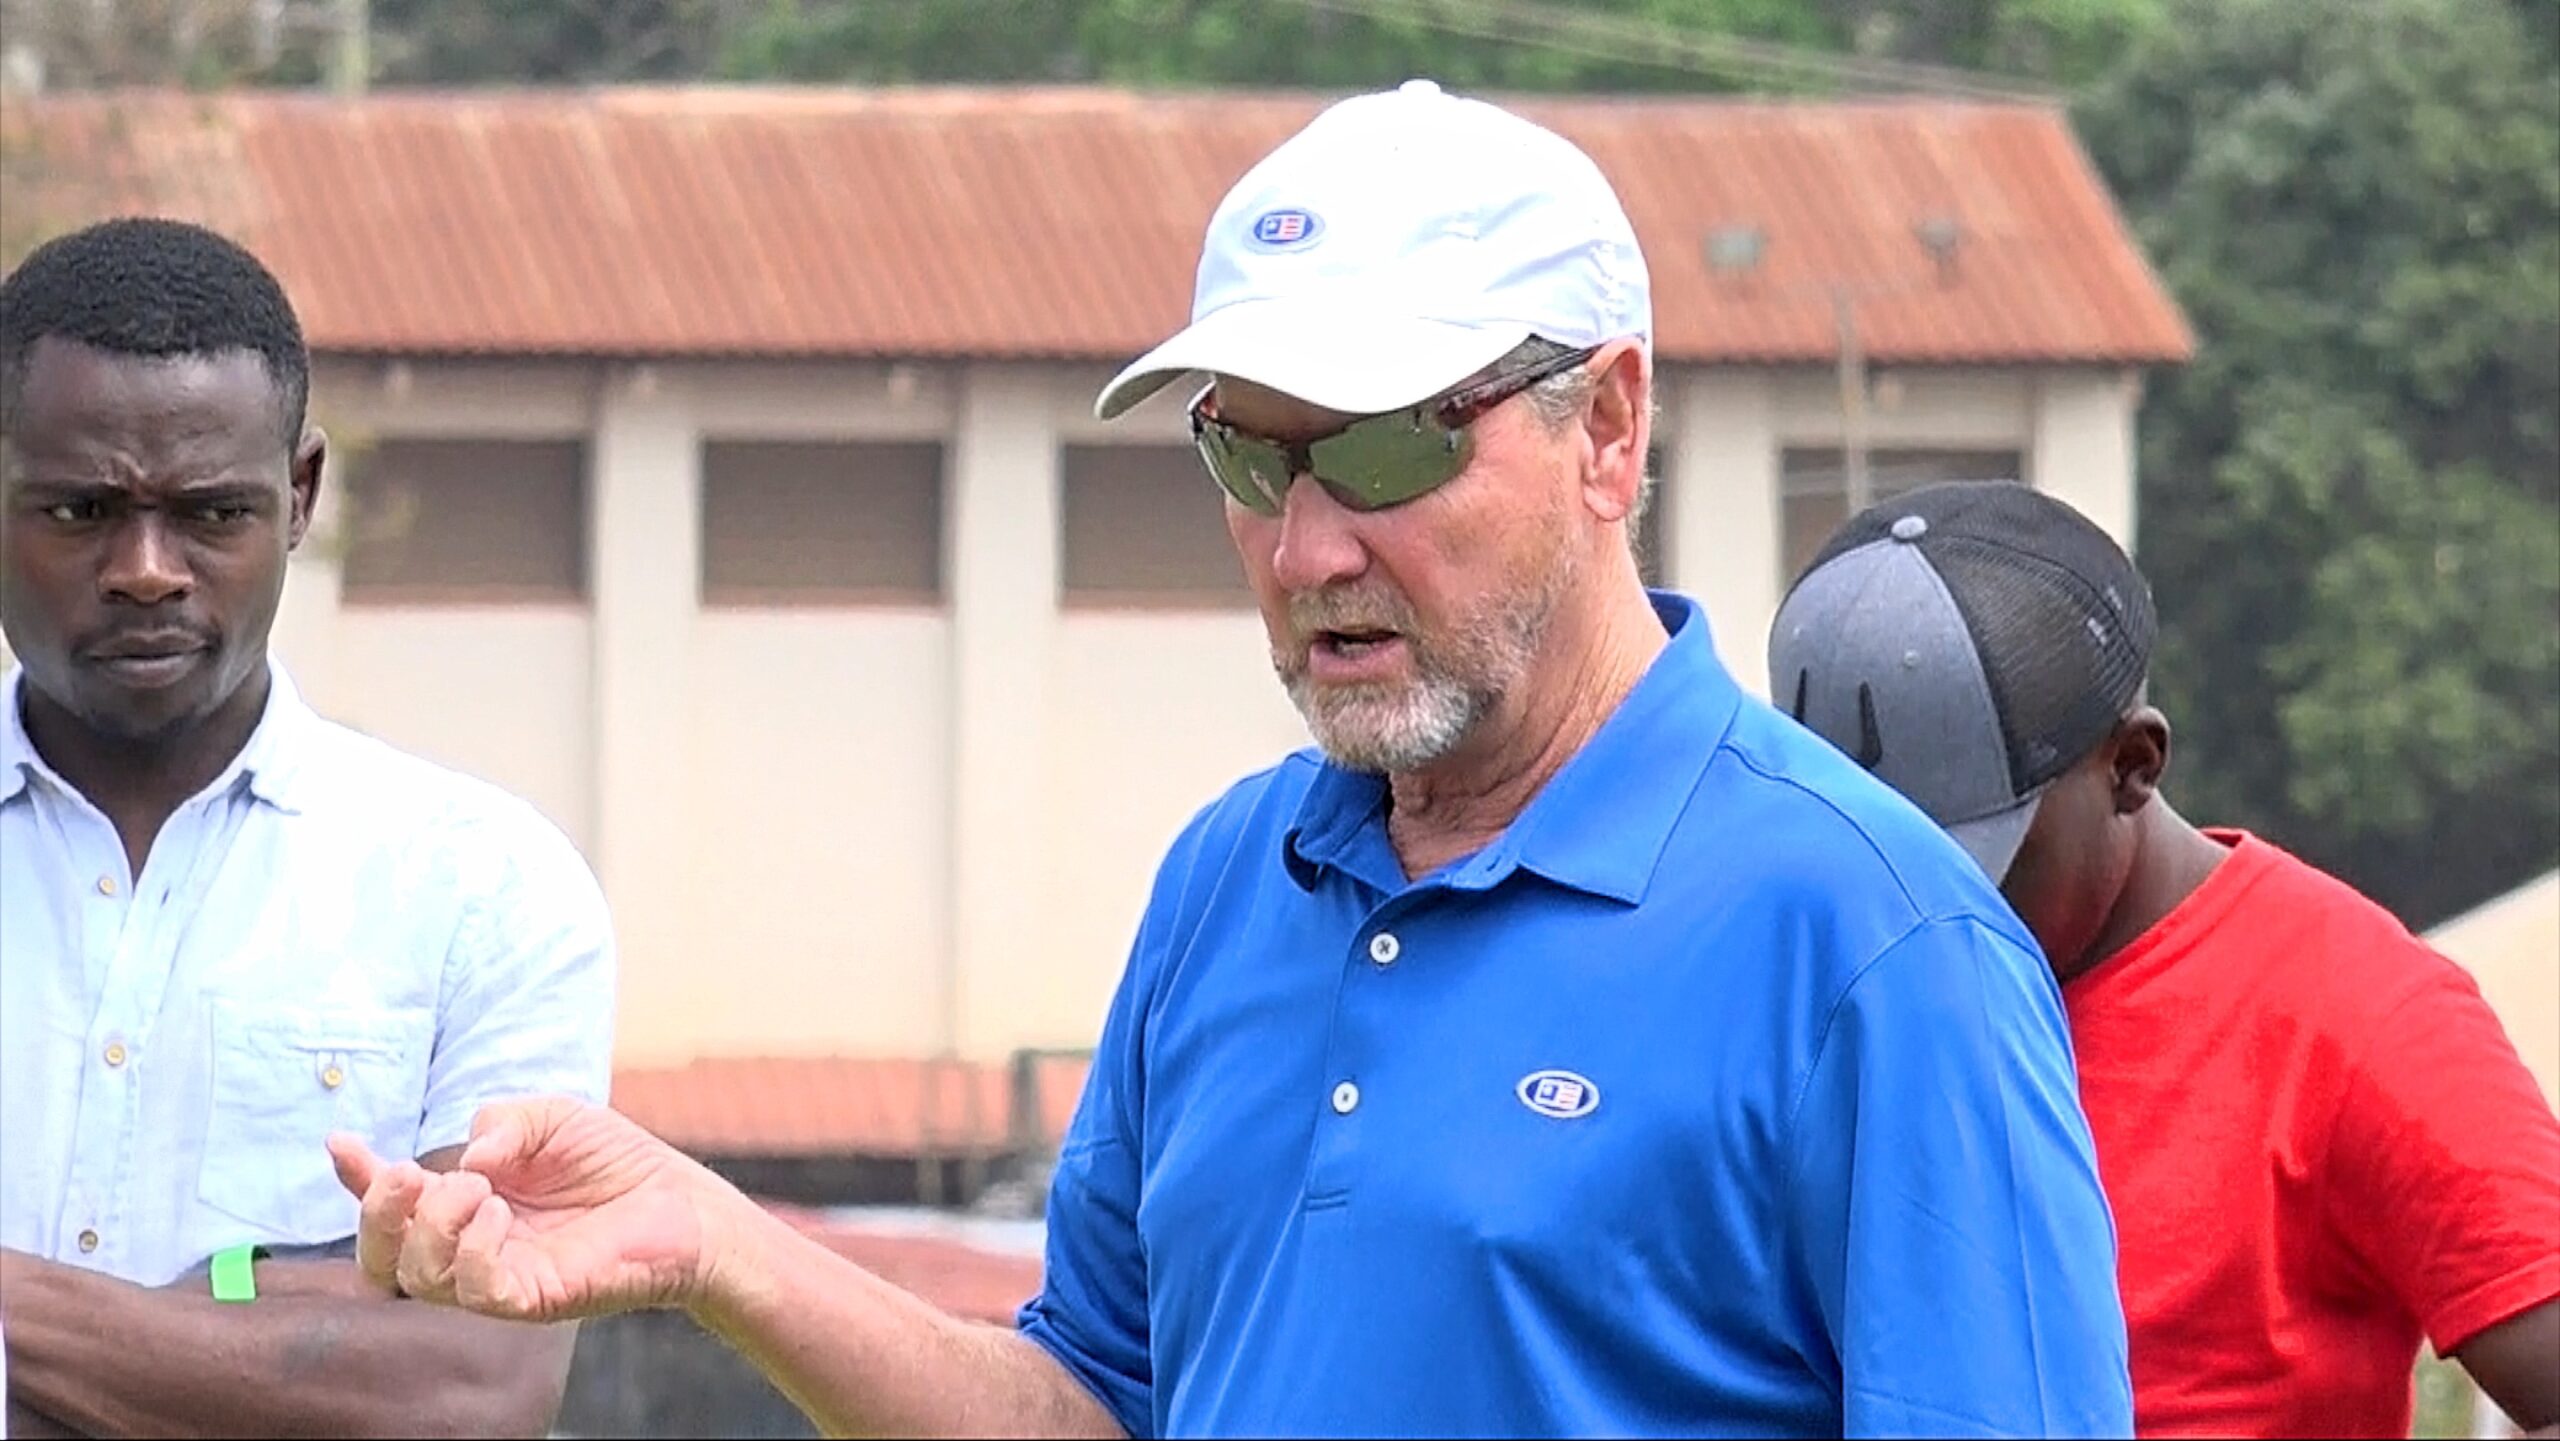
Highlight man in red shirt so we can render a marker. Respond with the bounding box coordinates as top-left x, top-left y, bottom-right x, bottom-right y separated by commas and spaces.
1767, 480, 2559, 1438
